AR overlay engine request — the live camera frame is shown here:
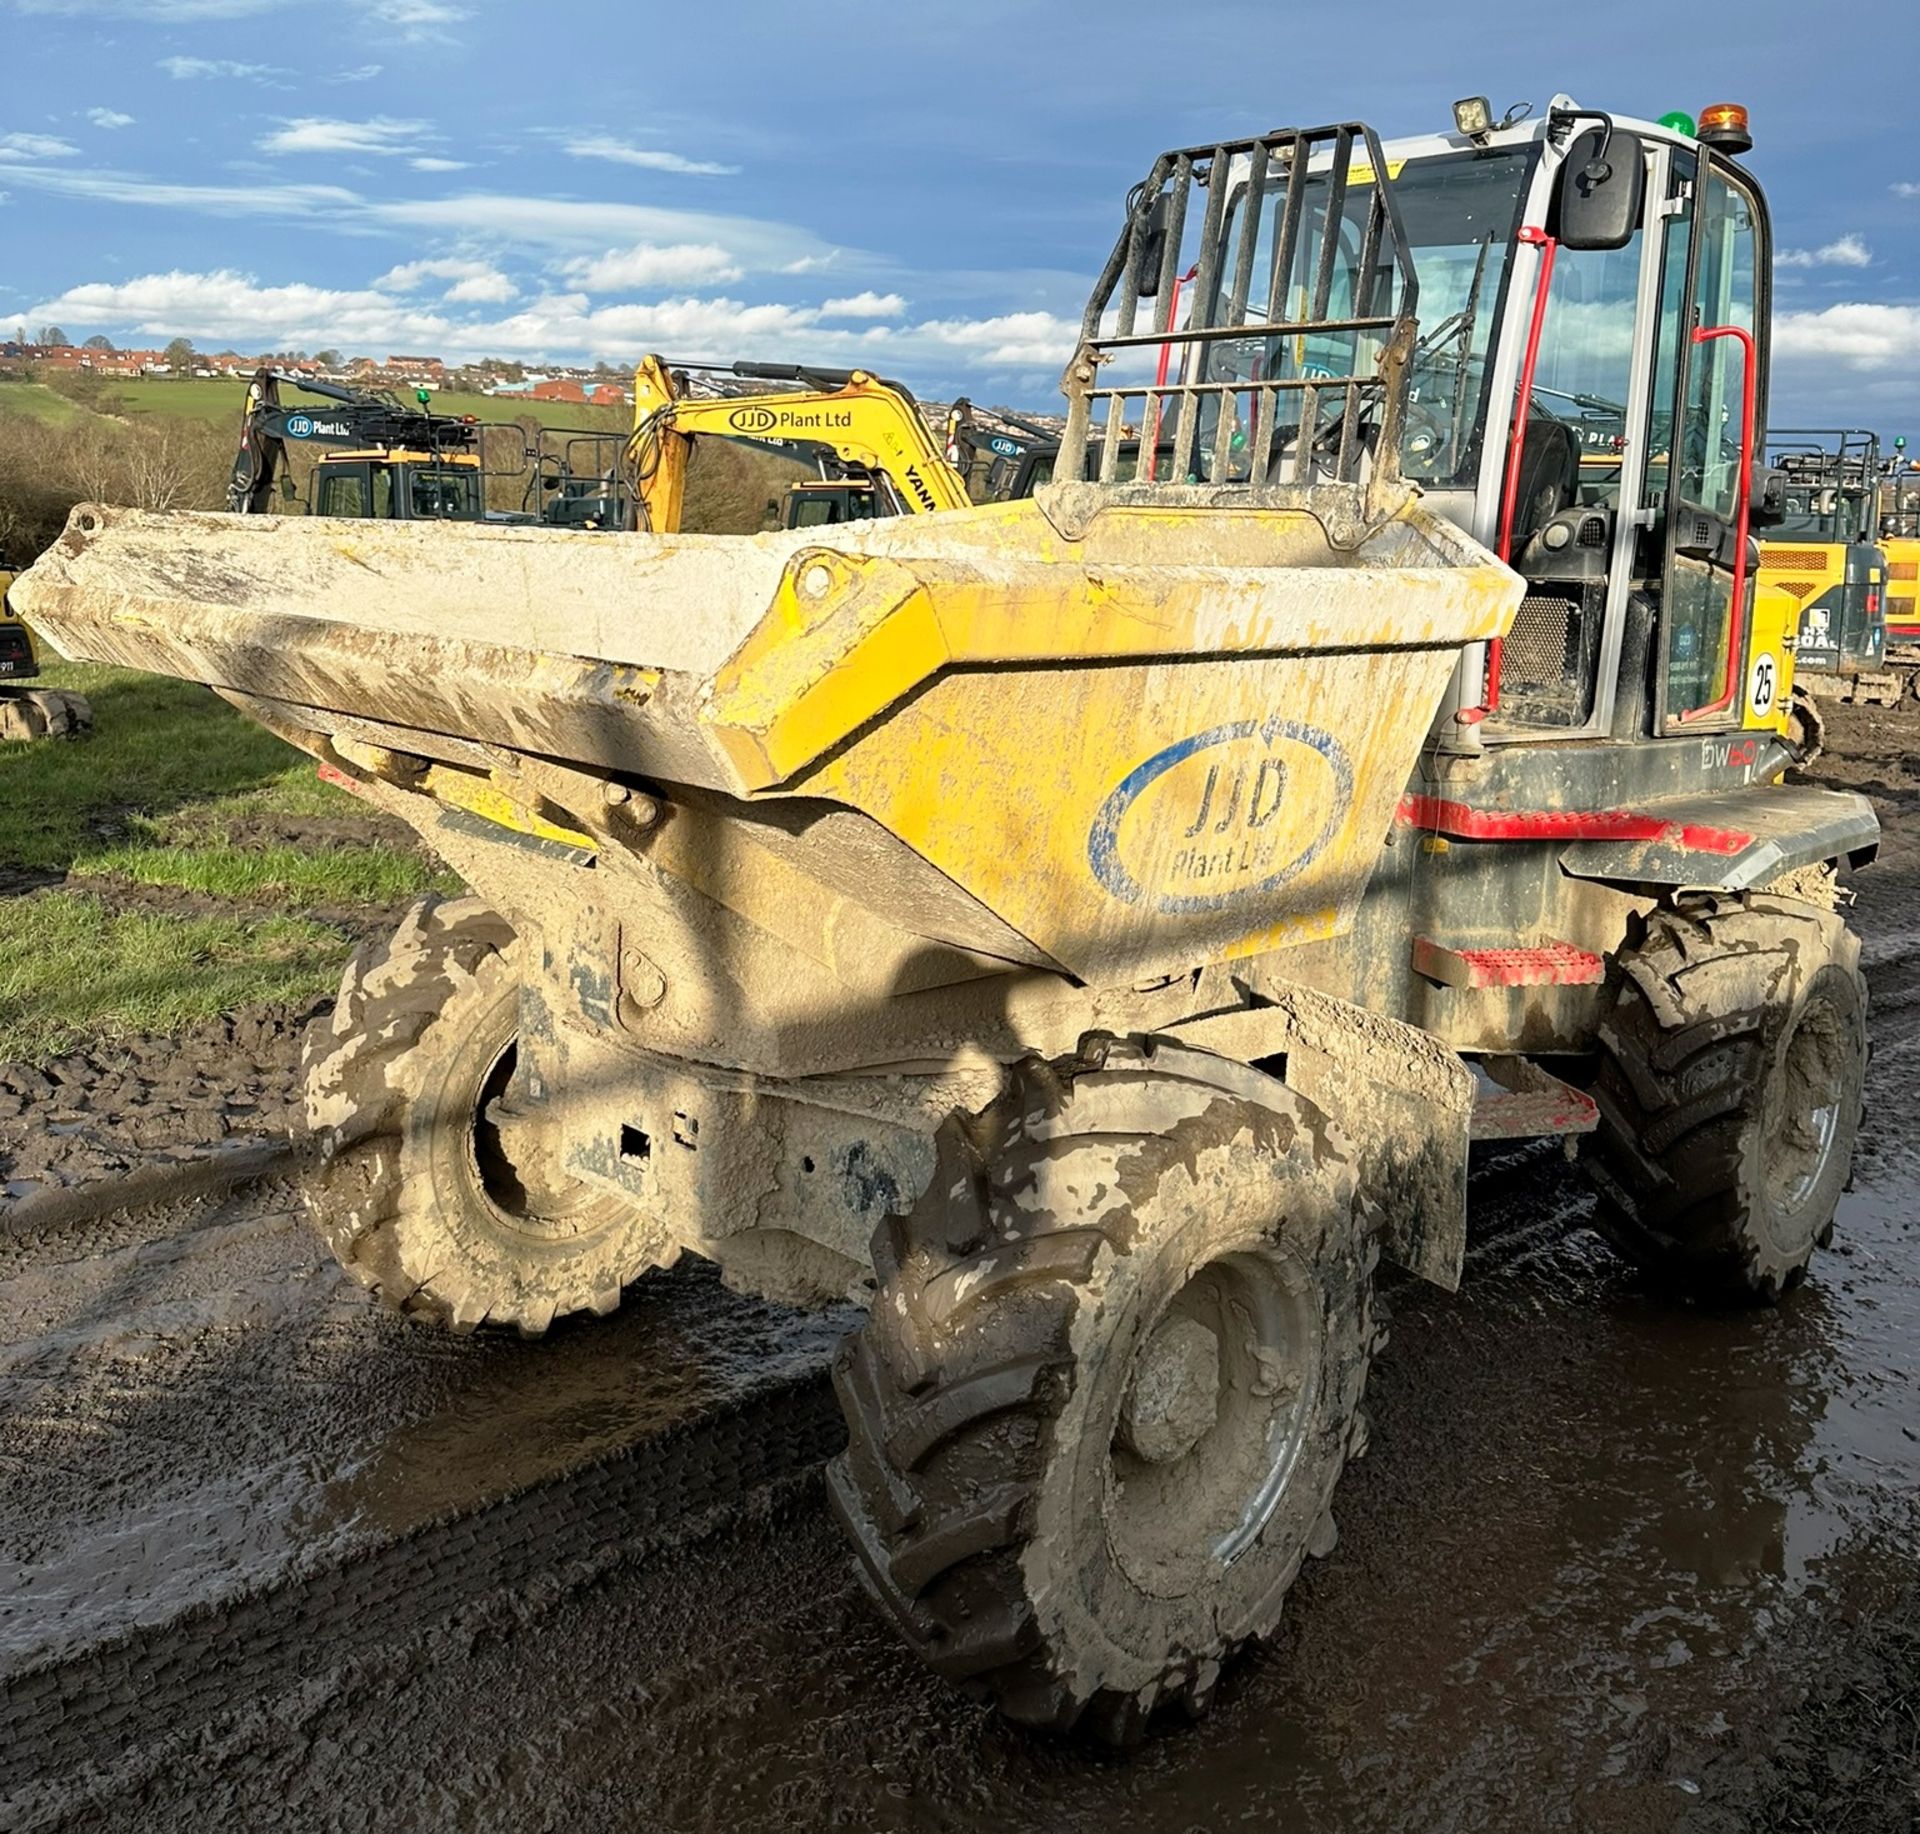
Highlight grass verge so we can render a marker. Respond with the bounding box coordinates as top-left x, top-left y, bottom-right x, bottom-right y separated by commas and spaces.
0, 892, 348, 1062
2, 655, 455, 1061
